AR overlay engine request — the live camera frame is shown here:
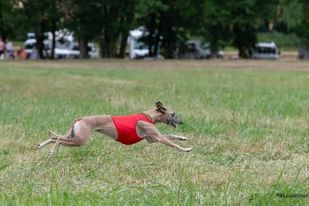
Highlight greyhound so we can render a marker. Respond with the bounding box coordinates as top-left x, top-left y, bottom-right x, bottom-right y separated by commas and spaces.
37, 102, 193, 157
